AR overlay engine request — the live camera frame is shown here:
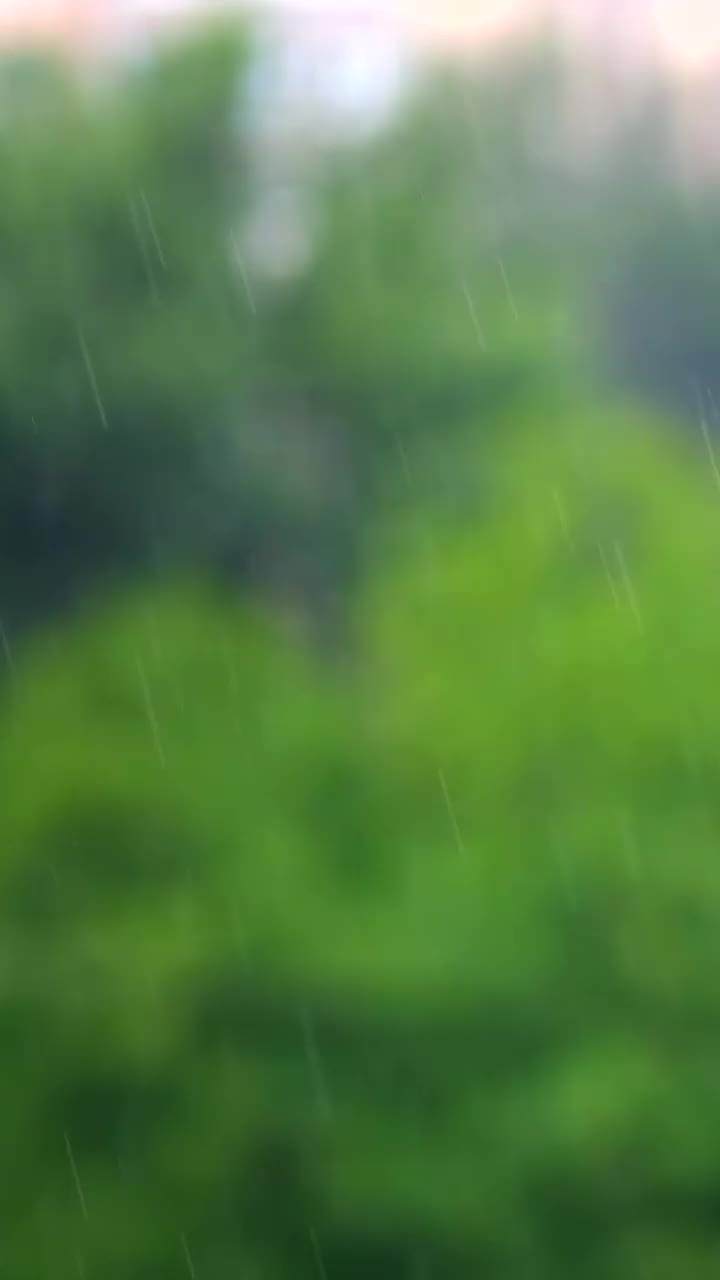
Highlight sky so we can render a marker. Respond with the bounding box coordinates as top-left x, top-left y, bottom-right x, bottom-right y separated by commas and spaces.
401, 0, 720, 72
1, 0, 720, 75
